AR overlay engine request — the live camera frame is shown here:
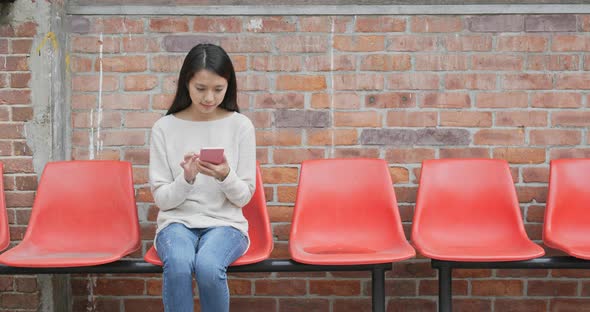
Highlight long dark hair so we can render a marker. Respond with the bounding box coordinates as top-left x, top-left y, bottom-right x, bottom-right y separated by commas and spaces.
166, 43, 239, 115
